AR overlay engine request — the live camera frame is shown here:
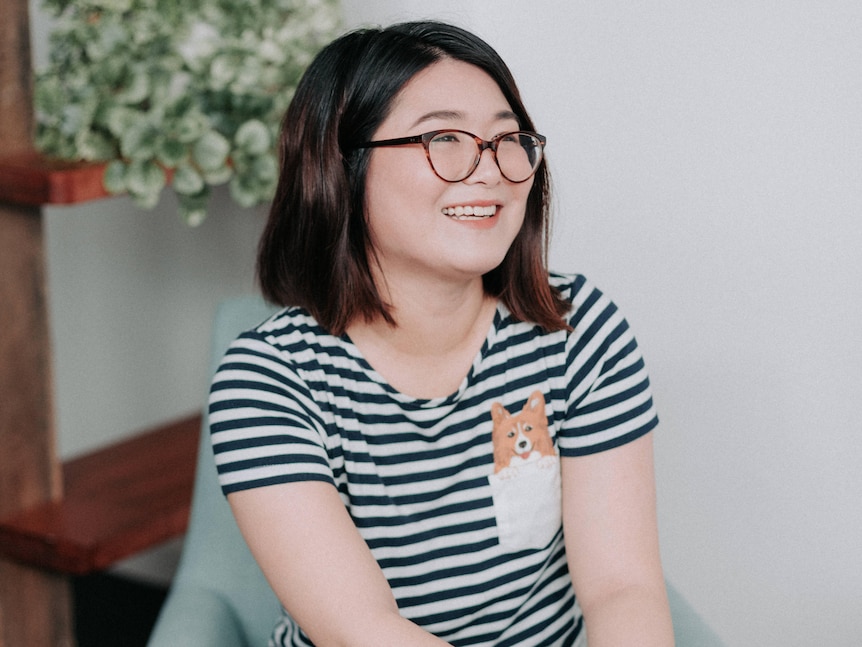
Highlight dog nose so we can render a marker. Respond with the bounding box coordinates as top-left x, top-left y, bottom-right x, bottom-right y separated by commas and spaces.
517, 440, 528, 450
